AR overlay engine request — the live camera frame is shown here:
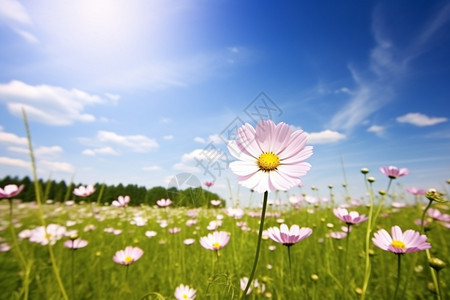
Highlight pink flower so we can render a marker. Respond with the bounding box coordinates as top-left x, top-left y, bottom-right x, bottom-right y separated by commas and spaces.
380, 166, 409, 179
372, 226, 431, 254
0, 184, 24, 198
227, 120, 313, 193
183, 238, 195, 245
73, 185, 95, 197
200, 231, 230, 251
156, 198, 172, 207
174, 284, 196, 300
267, 224, 312, 246
112, 195, 130, 207
169, 227, 181, 234
113, 246, 143, 265
210, 200, 222, 206
427, 208, 450, 222
204, 181, 214, 188
406, 187, 426, 196
333, 208, 368, 225
64, 239, 88, 249
29, 224, 66, 245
